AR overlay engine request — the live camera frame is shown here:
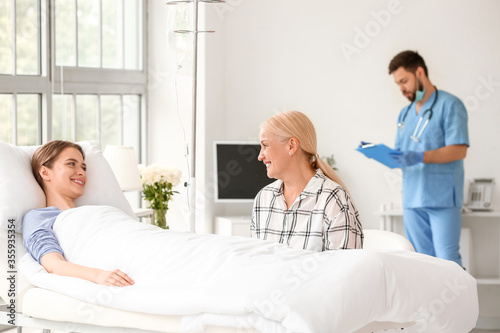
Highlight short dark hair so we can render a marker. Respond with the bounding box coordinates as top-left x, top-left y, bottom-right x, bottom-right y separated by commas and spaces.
388, 50, 428, 77
31, 140, 85, 188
